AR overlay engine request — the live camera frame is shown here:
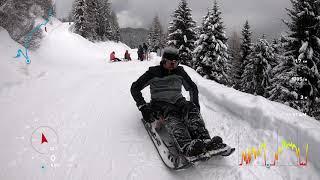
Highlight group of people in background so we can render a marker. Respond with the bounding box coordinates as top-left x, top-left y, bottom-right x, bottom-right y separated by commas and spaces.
110, 50, 132, 62
109, 42, 149, 62
137, 43, 149, 61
